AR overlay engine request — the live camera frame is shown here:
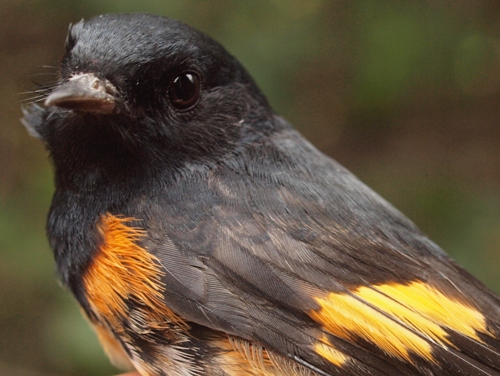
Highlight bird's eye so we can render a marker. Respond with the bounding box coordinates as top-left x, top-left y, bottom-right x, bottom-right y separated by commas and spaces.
168, 72, 201, 110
